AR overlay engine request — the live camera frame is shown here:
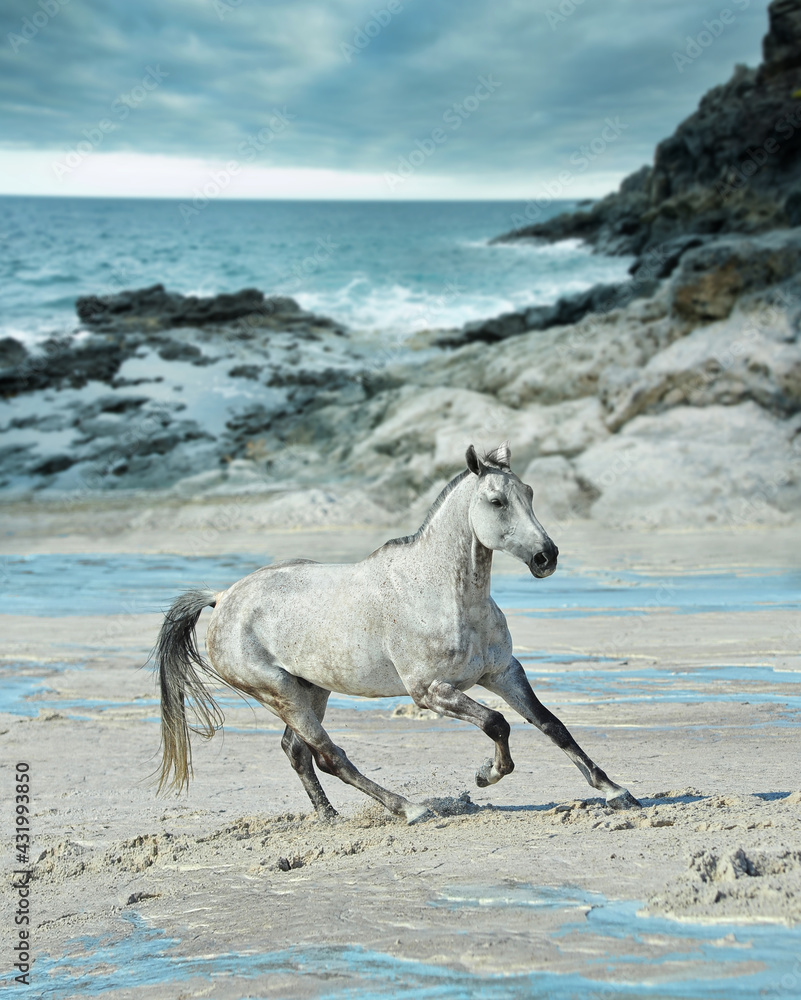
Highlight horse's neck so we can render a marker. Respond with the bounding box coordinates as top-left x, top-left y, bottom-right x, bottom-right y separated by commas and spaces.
416, 477, 492, 599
